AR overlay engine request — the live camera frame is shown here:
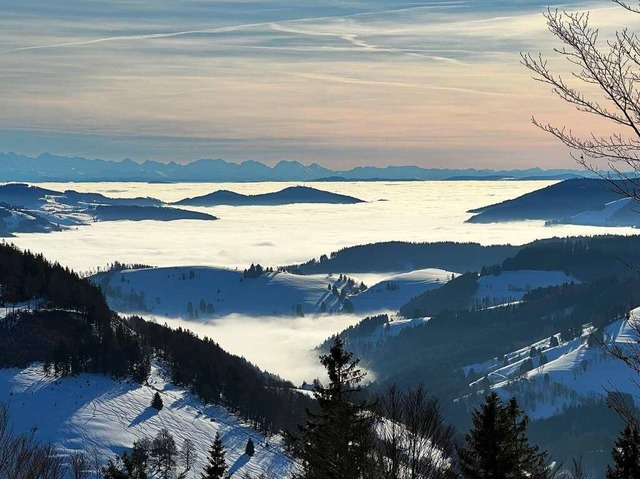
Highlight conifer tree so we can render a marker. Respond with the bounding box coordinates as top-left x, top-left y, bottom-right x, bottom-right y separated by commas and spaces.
607, 424, 640, 479
202, 432, 227, 479
297, 337, 373, 479
245, 438, 255, 457
151, 392, 163, 411
458, 392, 550, 479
